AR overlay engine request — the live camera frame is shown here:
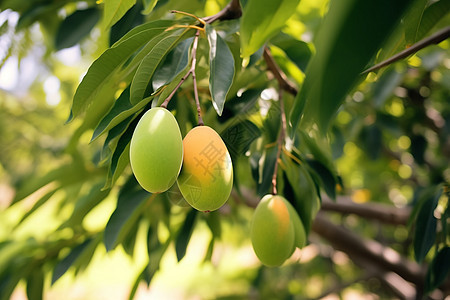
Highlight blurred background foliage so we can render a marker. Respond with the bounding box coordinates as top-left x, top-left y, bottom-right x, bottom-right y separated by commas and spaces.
0, 0, 449, 299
